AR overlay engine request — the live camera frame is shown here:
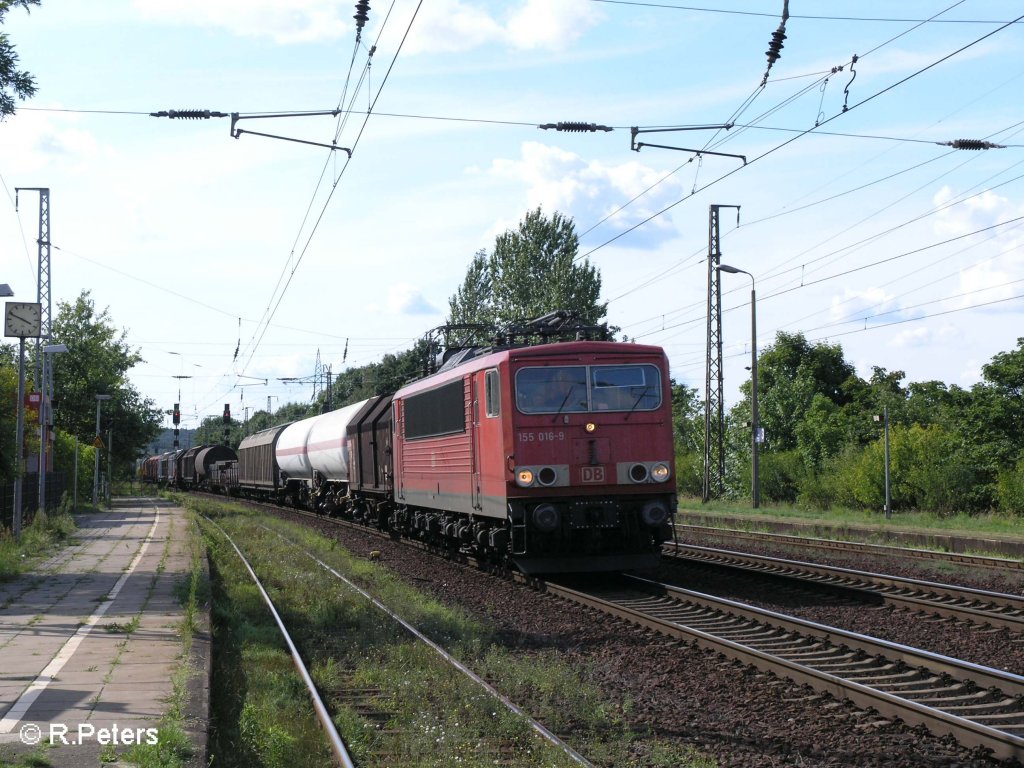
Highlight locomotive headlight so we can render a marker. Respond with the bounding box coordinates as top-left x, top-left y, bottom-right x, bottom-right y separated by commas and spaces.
585, 422, 597, 433
515, 468, 534, 487
641, 500, 668, 526
651, 462, 671, 482
537, 466, 558, 486
532, 503, 560, 532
